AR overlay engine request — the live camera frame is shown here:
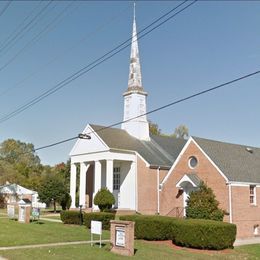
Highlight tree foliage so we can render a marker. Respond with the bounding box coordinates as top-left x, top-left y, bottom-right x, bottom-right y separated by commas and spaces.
148, 121, 189, 139
186, 182, 225, 221
38, 174, 67, 212
94, 188, 115, 212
